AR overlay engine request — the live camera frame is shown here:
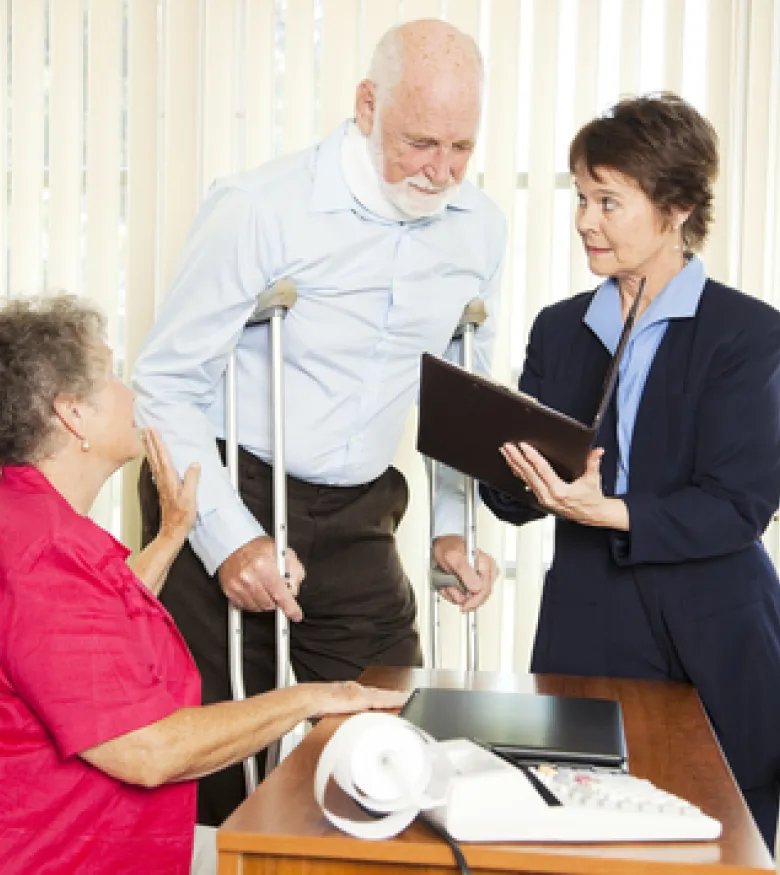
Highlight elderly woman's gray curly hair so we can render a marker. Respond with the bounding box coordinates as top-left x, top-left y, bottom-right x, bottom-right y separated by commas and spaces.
0, 295, 108, 465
